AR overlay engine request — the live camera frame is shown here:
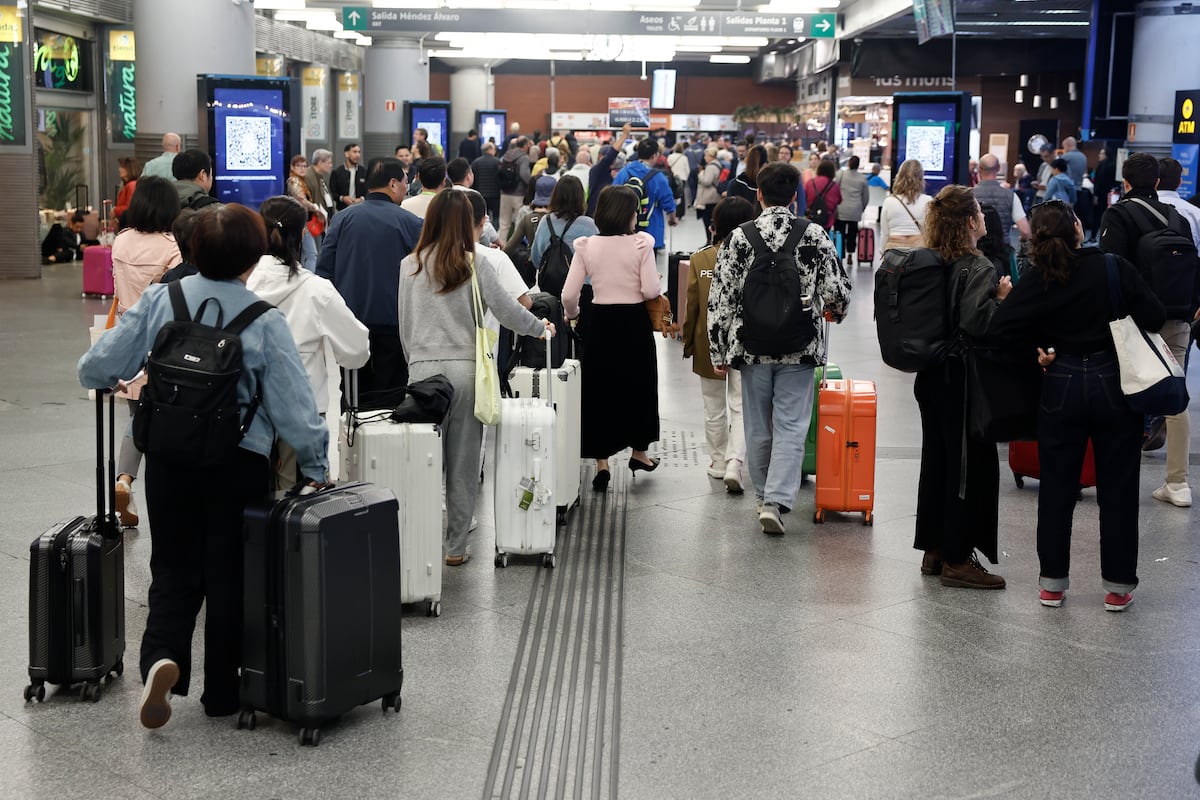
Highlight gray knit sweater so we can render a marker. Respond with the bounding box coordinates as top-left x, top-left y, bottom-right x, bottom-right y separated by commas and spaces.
399, 248, 545, 364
